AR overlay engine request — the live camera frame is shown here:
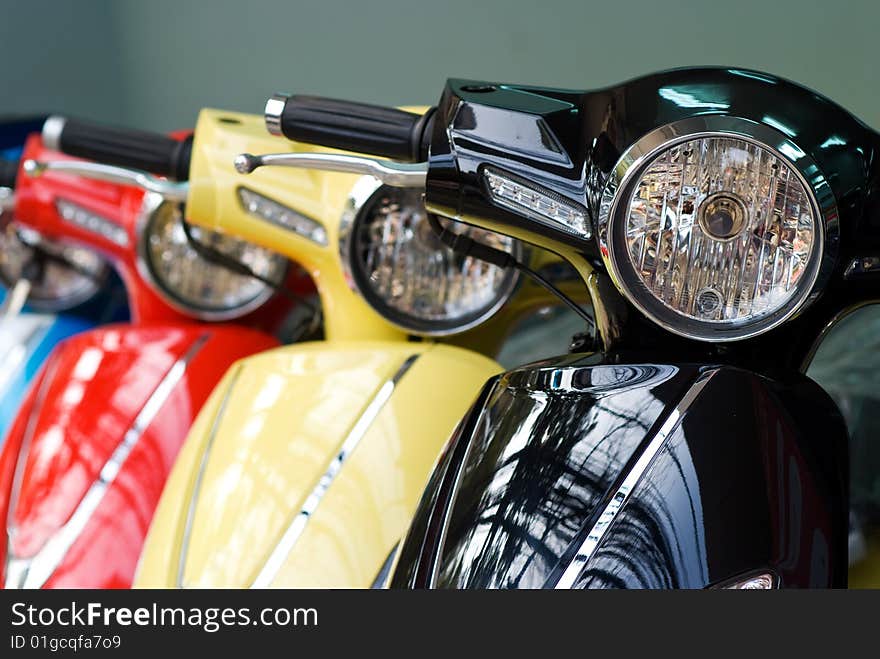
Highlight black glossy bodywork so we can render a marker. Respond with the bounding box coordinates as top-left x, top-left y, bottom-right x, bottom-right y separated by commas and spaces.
392, 357, 848, 589
384, 68, 865, 589
425, 68, 880, 369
